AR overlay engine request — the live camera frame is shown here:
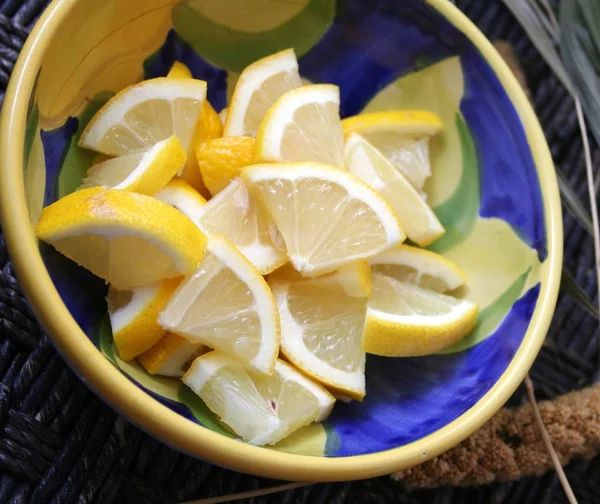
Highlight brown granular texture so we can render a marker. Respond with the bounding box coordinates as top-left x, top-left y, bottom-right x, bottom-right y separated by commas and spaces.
393, 384, 600, 488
